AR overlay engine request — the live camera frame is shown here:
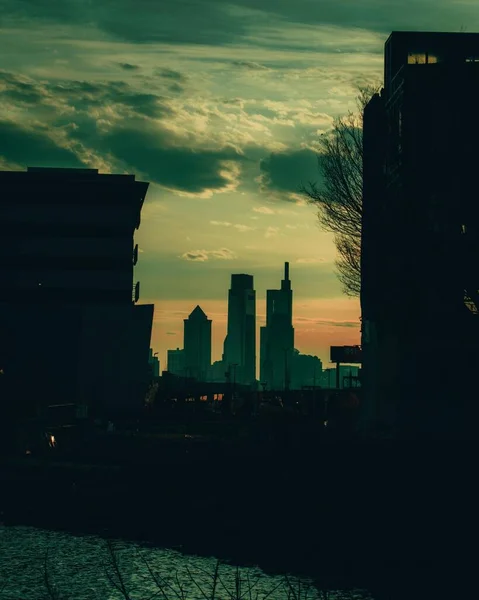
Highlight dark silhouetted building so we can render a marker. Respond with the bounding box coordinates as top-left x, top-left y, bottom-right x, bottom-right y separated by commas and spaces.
183, 305, 211, 381
167, 348, 185, 376
0, 167, 153, 417
291, 350, 322, 390
208, 360, 227, 383
260, 262, 294, 390
223, 274, 256, 386
148, 348, 160, 378
361, 32, 479, 438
